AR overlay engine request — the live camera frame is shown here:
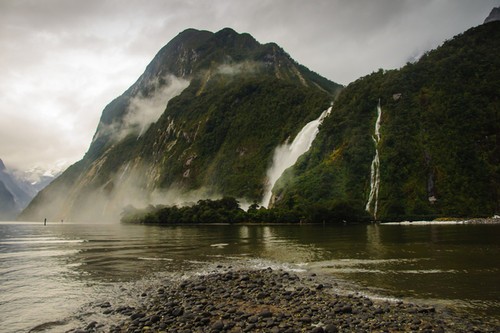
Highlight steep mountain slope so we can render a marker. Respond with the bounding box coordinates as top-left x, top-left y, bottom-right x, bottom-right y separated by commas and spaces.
0, 180, 17, 220
272, 21, 500, 220
21, 28, 341, 222
484, 6, 500, 23
0, 159, 33, 220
